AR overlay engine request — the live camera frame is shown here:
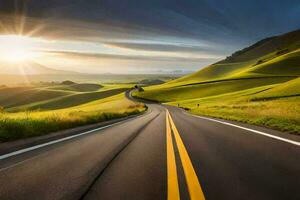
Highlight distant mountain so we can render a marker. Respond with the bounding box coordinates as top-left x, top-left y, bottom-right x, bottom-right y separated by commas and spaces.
0, 61, 75, 75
